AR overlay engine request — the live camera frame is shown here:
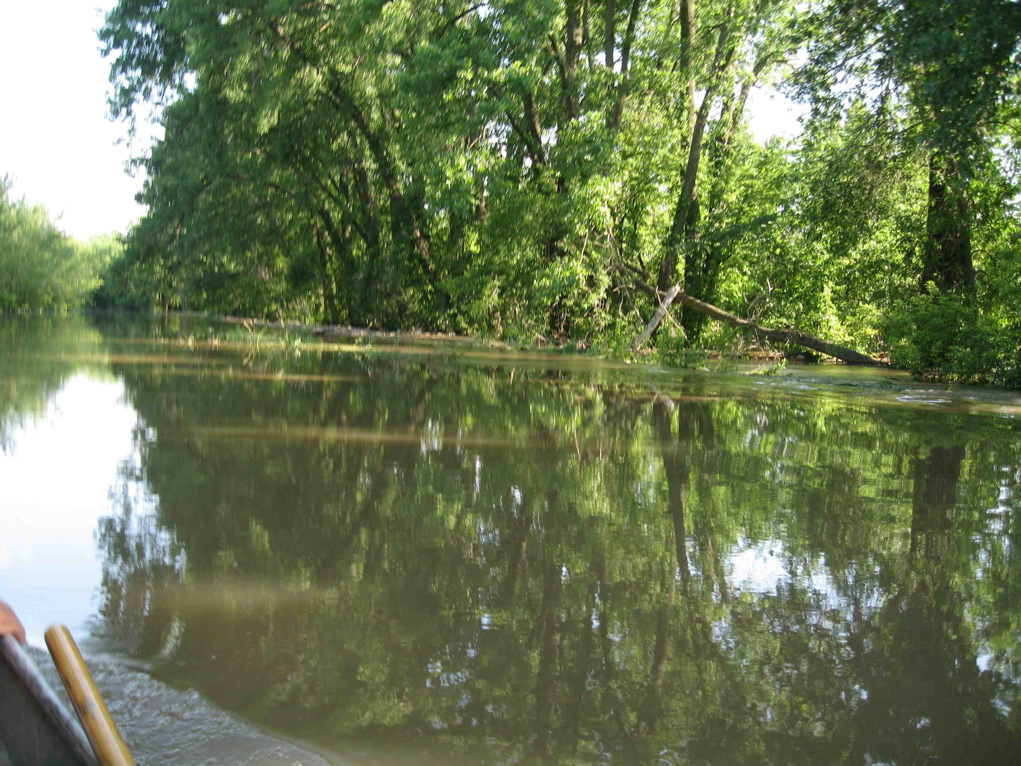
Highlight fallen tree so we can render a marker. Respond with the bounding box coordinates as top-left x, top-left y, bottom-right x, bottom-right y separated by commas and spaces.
633, 286, 885, 366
